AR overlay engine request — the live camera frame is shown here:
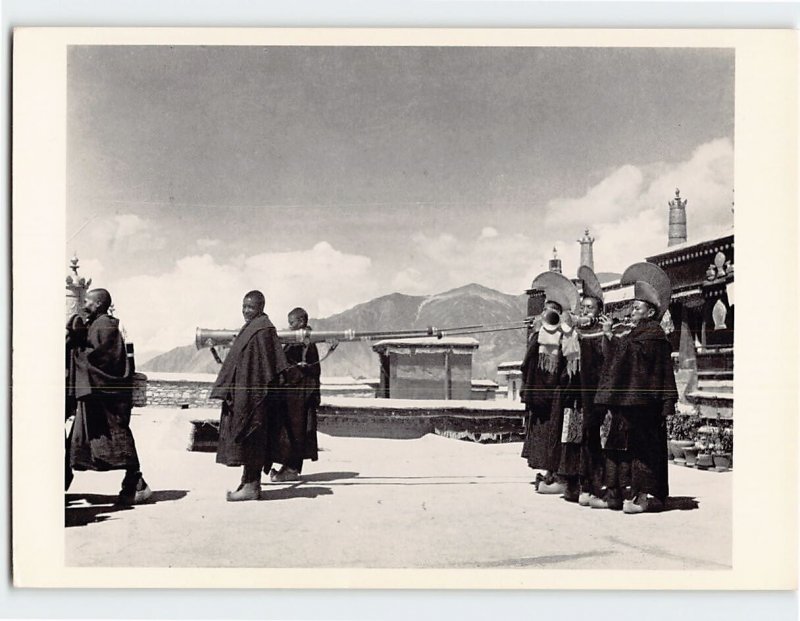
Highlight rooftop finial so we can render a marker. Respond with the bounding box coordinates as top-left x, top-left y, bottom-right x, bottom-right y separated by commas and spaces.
548, 246, 562, 274
577, 229, 596, 269
668, 188, 688, 247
